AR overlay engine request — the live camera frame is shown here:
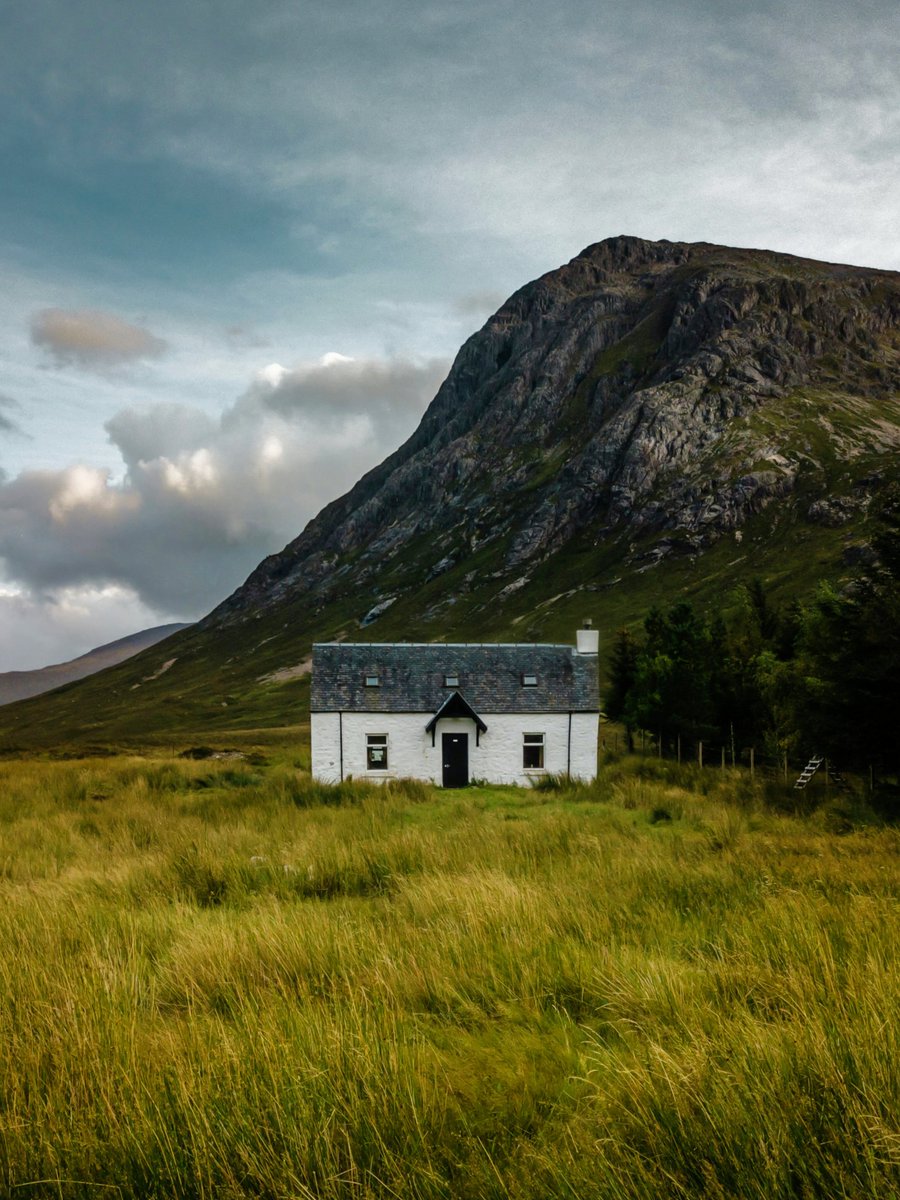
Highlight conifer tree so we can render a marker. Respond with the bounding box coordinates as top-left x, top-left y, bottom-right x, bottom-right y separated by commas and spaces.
605, 628, 639, 750
799, 485, 900, 789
